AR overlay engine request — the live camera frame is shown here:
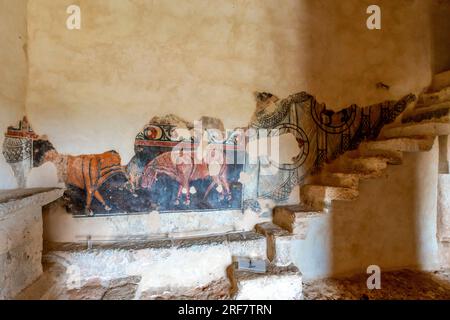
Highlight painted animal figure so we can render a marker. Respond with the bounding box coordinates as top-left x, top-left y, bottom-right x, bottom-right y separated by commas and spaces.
32, 139, 129, 214
141, 150, 231, 205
